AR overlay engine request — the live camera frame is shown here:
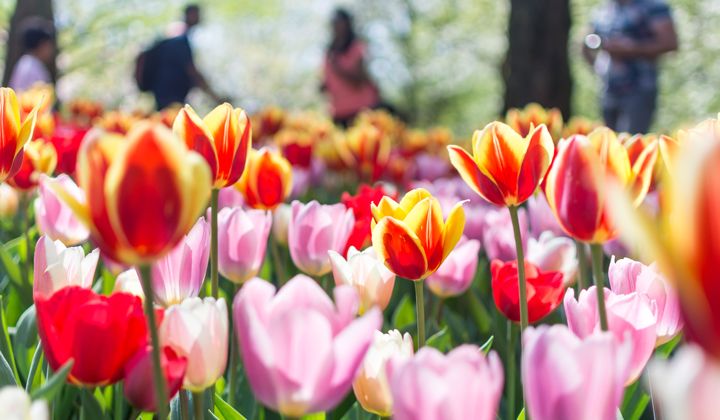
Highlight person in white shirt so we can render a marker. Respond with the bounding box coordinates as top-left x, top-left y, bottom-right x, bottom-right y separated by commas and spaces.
9, 21, 55, 92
